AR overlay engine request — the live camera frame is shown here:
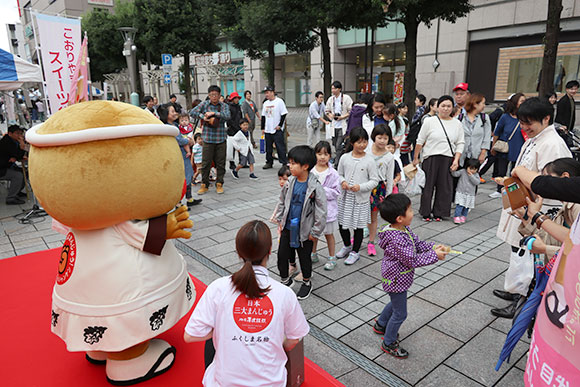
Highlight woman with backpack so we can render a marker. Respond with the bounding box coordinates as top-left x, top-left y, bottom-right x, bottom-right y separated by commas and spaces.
458, 93, 491, 166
